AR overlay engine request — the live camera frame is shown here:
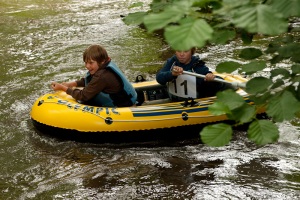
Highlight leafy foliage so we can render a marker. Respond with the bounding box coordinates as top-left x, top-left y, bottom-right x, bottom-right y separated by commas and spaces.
200, 123, 233, 147
143, 0, 193, 33
239, 48, 263, 60
165, 17, 213, 50
216, 61, 241, 73
123, 0, 300, 146
241, 61, 266, 75
232, 5, 288, 35
270, 0, 300, 18
248, 119, 279, 145
246, 77, 273, 94
266, 91, 300, 122
122, 12, 148, 25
